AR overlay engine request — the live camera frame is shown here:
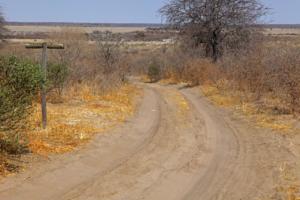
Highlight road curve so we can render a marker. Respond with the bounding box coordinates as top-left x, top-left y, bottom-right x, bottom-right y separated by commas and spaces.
0, 83, 289, 200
